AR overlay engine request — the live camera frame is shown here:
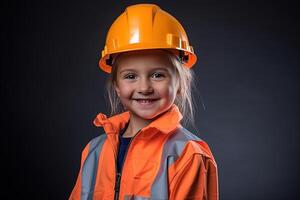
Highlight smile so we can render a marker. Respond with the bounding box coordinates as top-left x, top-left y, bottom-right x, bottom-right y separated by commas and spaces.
133, 99, 159, 105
